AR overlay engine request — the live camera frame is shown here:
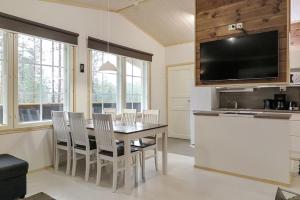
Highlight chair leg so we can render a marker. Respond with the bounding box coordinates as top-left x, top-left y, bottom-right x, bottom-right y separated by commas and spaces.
154, 149, 158, 172
85, 154, 90, 182
112, 161, 118, 192
139, 152, 142, 166
141, 151, 146, 182
72, 150, 77, 177
66, 148, 72, 175
134, 155, 138, 186
96, 156, 102, 186
55, 148, 59, 171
